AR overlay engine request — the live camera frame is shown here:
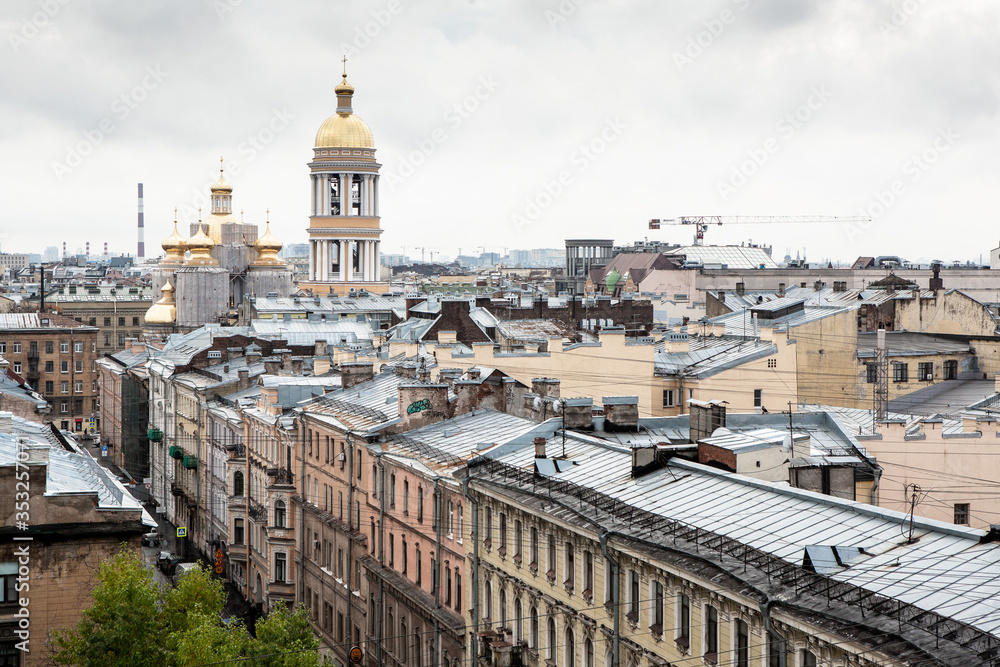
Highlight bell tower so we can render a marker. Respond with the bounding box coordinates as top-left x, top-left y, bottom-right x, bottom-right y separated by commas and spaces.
302, 60, 387, 295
